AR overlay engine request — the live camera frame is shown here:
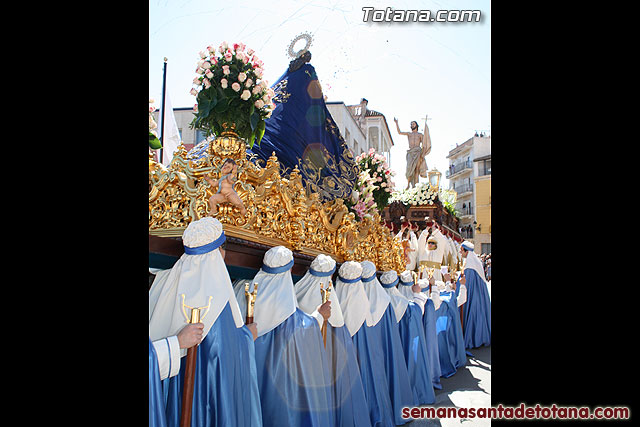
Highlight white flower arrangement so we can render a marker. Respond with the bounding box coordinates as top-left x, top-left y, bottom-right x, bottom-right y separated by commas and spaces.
389, 182, 439, 206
